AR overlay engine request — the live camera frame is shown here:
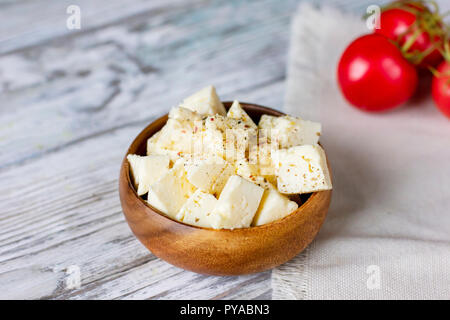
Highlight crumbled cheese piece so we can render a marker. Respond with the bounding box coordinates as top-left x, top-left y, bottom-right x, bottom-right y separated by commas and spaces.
255, 131, 278, 181
180, 85, 226, 116
235, 158, 273, 189
147, 131, 183, 163
156, 118, 197, 154
176, 189, 218, 228
252, 188, 298, 226
272, 145, 332, 194
199, 126, 225, 159
257, 153, 277, 183
227, 100, 257, 128
147, 159, 196, 218
210, 175, 264, 229
205, 114, 255, 133
127, 154, 170, 196
146, 130, 162, 154
258, 114, 321, 148
211, 162, 235, 196
205, 114, 256, 162
168, 106, 202, 122
185, 156, 229, 193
